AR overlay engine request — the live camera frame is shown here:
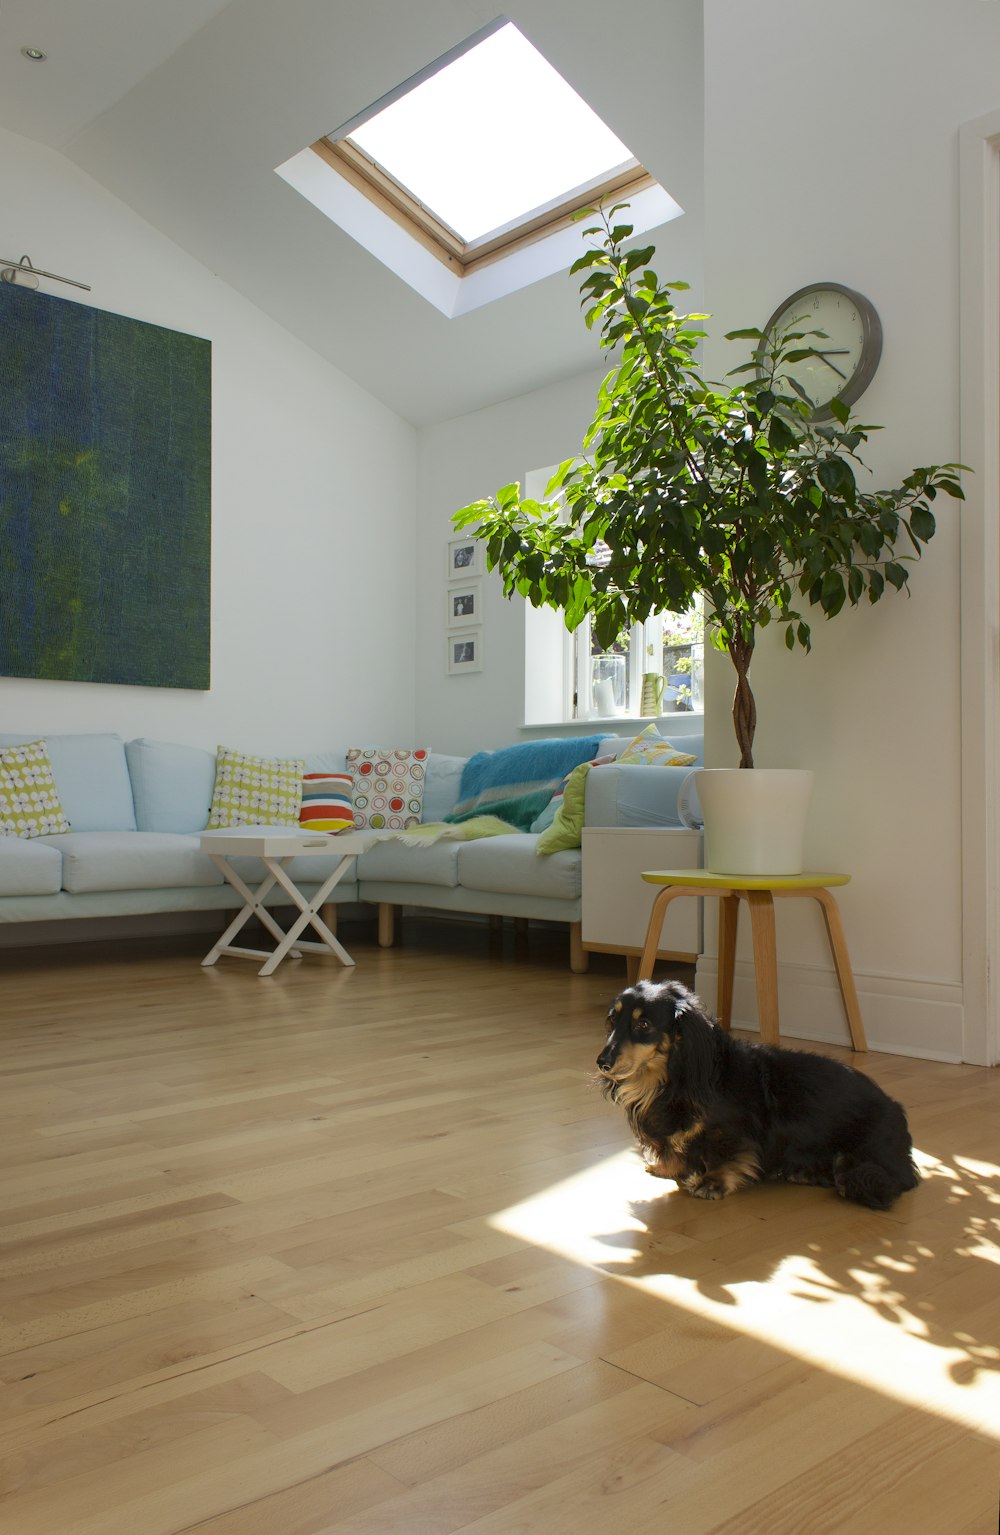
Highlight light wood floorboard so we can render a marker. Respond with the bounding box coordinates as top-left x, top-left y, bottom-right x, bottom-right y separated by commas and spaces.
0, 917, 997, 1533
